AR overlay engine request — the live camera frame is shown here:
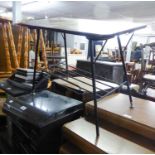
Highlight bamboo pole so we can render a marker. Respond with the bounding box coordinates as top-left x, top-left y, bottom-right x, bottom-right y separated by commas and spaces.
23, 27, 29, 68
40, 29, 48, 70
2, 23, 12, 72
6, 22, 19, 69
17, 26, 23, 66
